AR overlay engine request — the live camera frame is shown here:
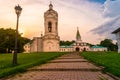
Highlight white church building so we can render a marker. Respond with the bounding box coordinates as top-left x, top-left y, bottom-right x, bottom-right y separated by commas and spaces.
60, 27, 90, 52
24, 3, 90, 53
